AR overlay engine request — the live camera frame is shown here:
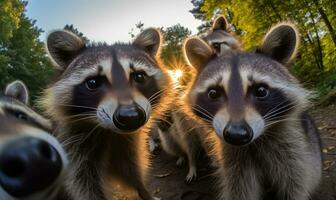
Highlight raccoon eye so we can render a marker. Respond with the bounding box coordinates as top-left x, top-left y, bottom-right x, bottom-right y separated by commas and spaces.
212, 43, 221, 51
85, 77, 103, 91
254, 84, 269, 99
208, 87, 222, 100
15, 112, 29, 121
132, 71, 147, 84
